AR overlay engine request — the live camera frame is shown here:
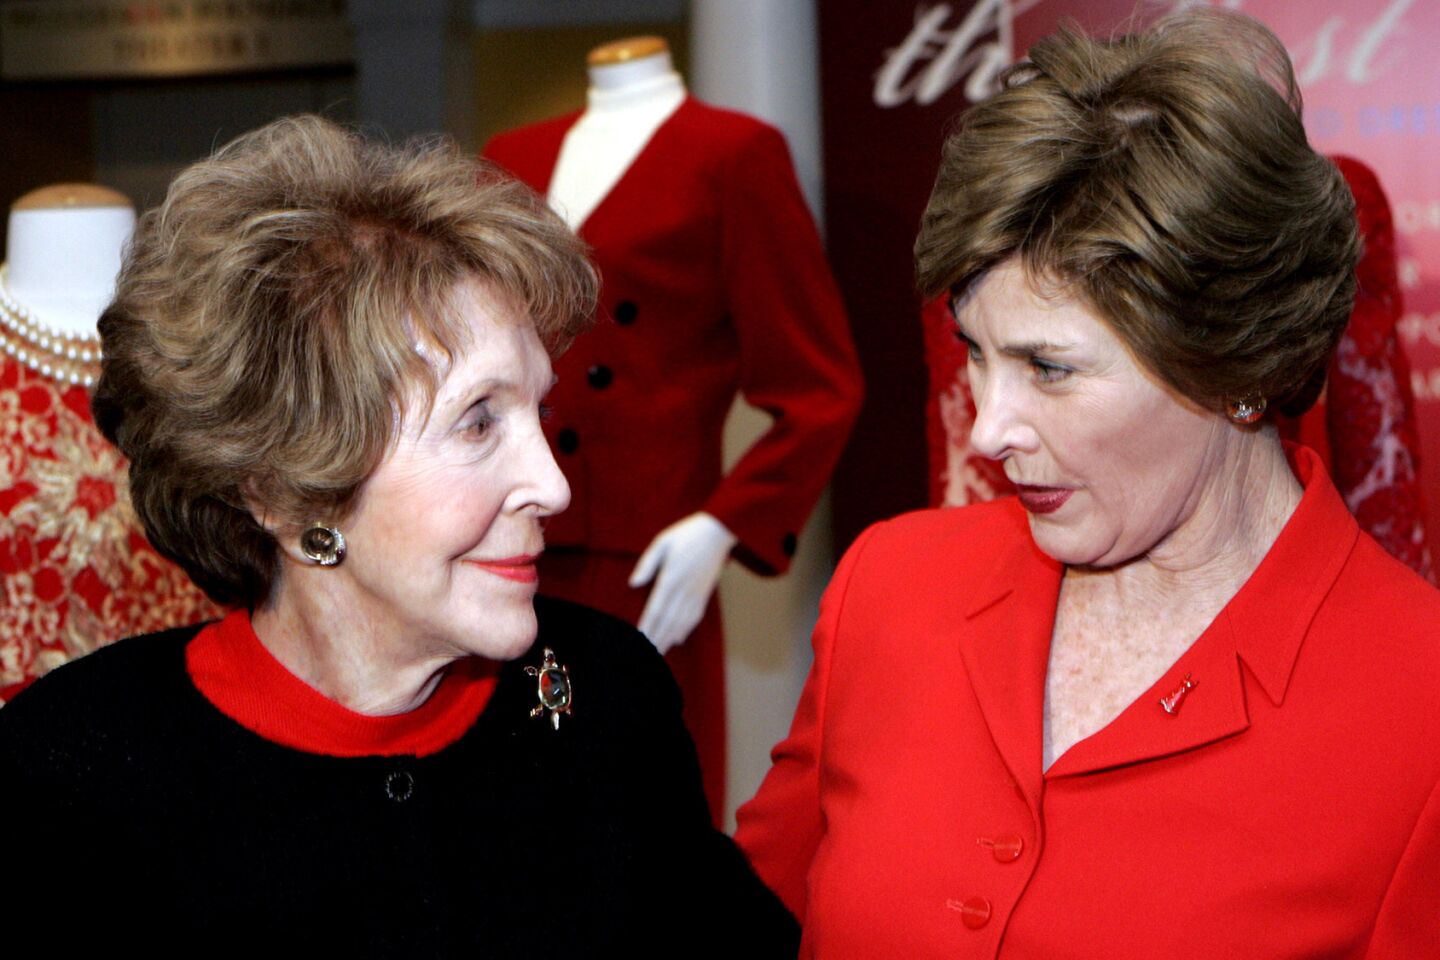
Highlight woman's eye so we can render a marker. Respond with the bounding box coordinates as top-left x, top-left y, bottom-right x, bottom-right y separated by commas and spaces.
957, 331, 983, 364
1031, 358, 1071, 383
467, 401, 495, 436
